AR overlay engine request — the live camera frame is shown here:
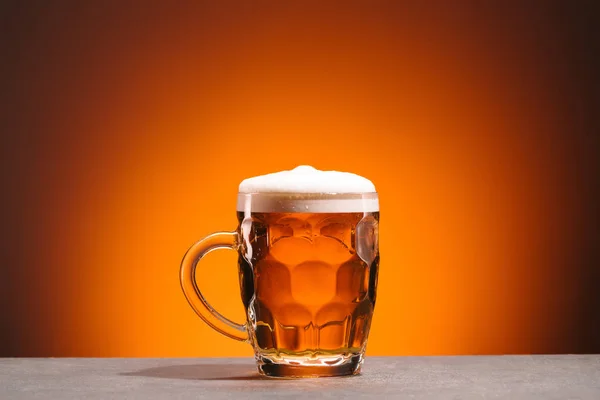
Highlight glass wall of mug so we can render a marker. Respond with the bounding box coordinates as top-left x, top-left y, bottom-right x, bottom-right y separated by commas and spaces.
236, 192, 379, 377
